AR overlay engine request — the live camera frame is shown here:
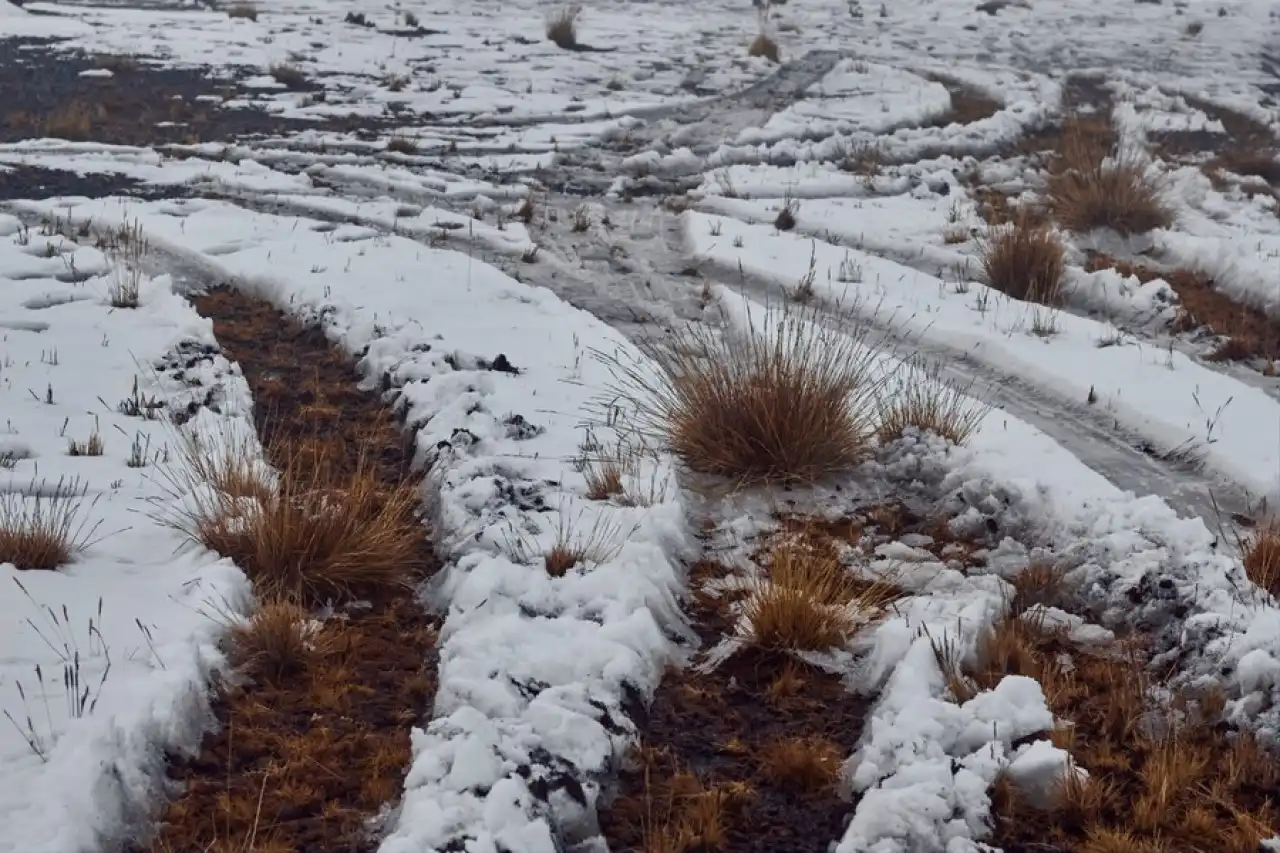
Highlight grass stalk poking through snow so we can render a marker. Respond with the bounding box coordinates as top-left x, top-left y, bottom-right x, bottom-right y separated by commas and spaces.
874, 357, 989, 445
607, 301, 883, 486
